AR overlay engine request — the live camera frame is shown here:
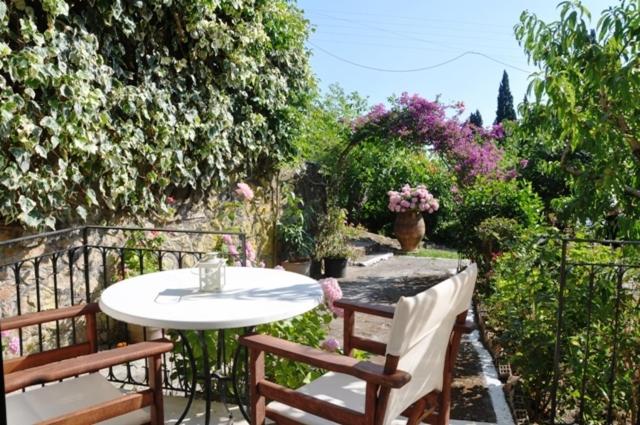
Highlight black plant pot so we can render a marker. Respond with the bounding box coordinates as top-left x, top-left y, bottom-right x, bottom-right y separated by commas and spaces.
310, 259, 323, 279
324, 257, 348, 278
